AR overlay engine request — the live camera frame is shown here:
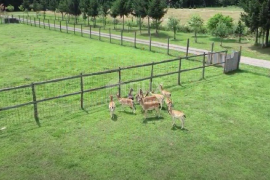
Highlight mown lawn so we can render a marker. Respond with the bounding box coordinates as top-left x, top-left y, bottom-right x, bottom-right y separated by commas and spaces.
0, 24, 270, 180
